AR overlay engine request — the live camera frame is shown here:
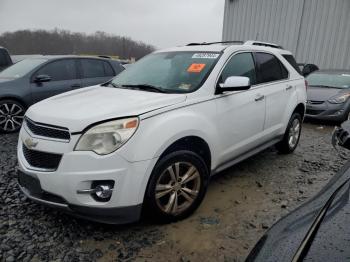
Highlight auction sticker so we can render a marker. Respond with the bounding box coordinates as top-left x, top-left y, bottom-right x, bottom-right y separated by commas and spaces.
192, 53, 220, 59
187, 63, 206, 73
